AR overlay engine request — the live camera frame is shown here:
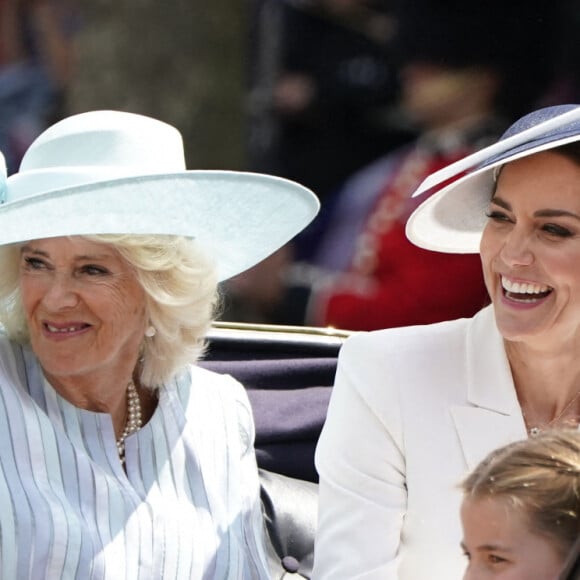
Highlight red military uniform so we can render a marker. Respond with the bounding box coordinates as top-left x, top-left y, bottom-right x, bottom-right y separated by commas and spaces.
309, 129, 493, 331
